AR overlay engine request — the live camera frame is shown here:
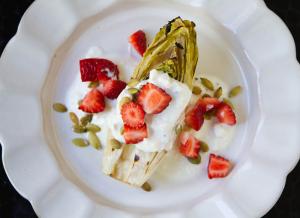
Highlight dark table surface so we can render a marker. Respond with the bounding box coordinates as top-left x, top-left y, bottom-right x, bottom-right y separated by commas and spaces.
0, 0, 300, 217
